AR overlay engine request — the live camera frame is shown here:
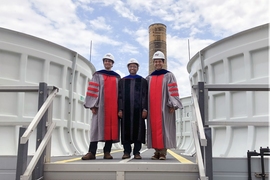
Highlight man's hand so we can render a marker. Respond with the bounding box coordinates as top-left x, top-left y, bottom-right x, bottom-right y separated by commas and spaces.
169, 107, 175, 113
118, 110, 123, 118
91, 107, 98, 114
142, 110, 147, 119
